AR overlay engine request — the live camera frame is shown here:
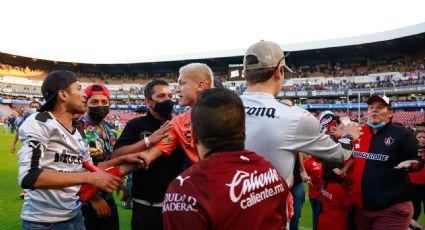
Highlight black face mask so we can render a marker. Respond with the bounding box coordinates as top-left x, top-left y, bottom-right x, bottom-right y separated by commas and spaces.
88, 106, 109, 122
151, 99, 174, 119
